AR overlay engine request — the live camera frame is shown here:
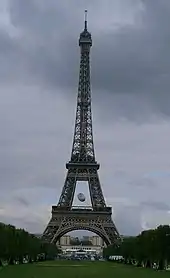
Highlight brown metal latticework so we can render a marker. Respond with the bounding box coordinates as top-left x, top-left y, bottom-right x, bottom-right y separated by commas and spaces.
42, 11, 121, 246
